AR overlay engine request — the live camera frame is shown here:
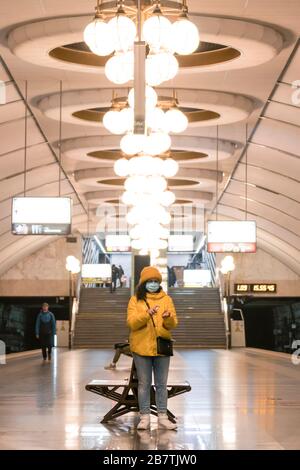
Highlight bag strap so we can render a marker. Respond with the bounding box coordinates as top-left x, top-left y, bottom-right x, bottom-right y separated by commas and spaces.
144, 300, 157, 335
